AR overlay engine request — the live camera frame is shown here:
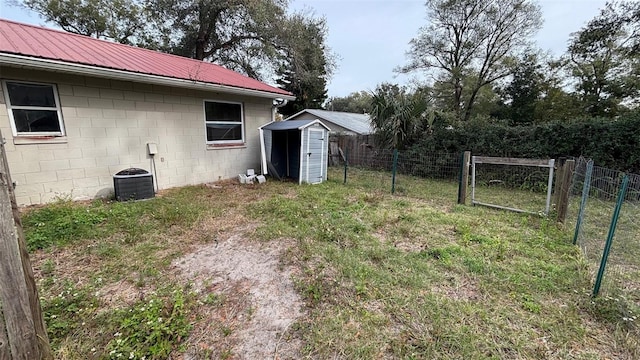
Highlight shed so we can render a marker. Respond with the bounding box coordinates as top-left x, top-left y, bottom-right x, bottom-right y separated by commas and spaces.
285, 109, 373, 135
259, 119, 330, 184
